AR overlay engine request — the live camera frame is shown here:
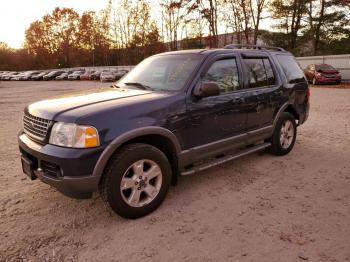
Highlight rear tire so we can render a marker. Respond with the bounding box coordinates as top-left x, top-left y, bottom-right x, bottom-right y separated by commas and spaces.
99, 143, 171, 219
270, 112, 297, 156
